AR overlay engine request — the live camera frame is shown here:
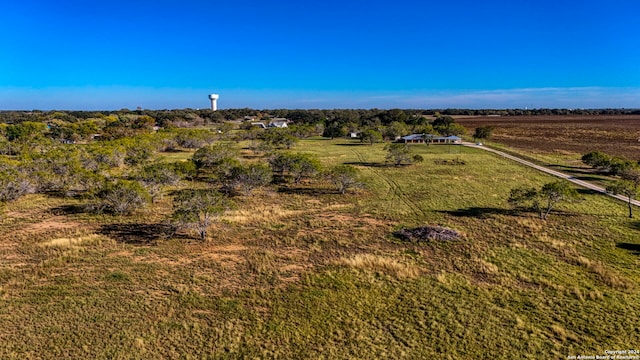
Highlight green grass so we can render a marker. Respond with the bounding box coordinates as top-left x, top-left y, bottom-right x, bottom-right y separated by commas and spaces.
1, 138, 639, 358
